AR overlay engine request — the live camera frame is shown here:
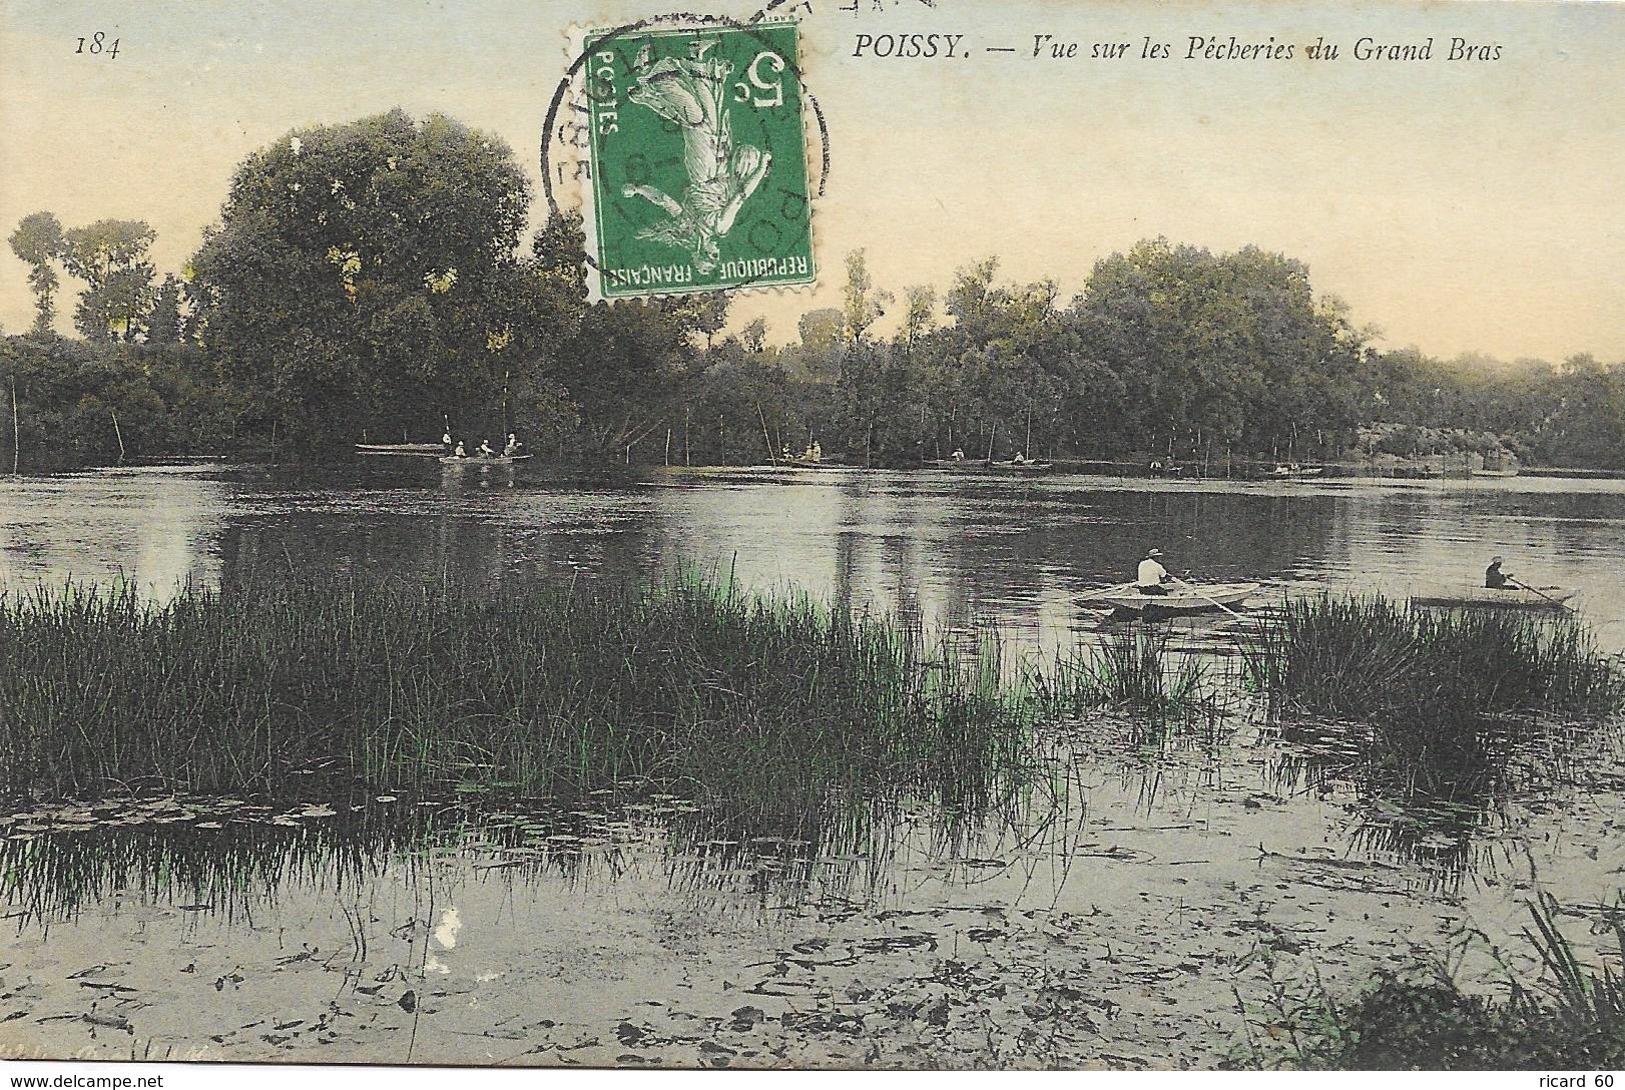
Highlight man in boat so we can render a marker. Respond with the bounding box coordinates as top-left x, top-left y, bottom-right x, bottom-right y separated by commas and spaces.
477, 438, 497, 458
453, 441, 467, 458
1485, 555, 1514, 589
442, 429, 454, 454
504, 433, 523, 457
1137, 548, 1172, 596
